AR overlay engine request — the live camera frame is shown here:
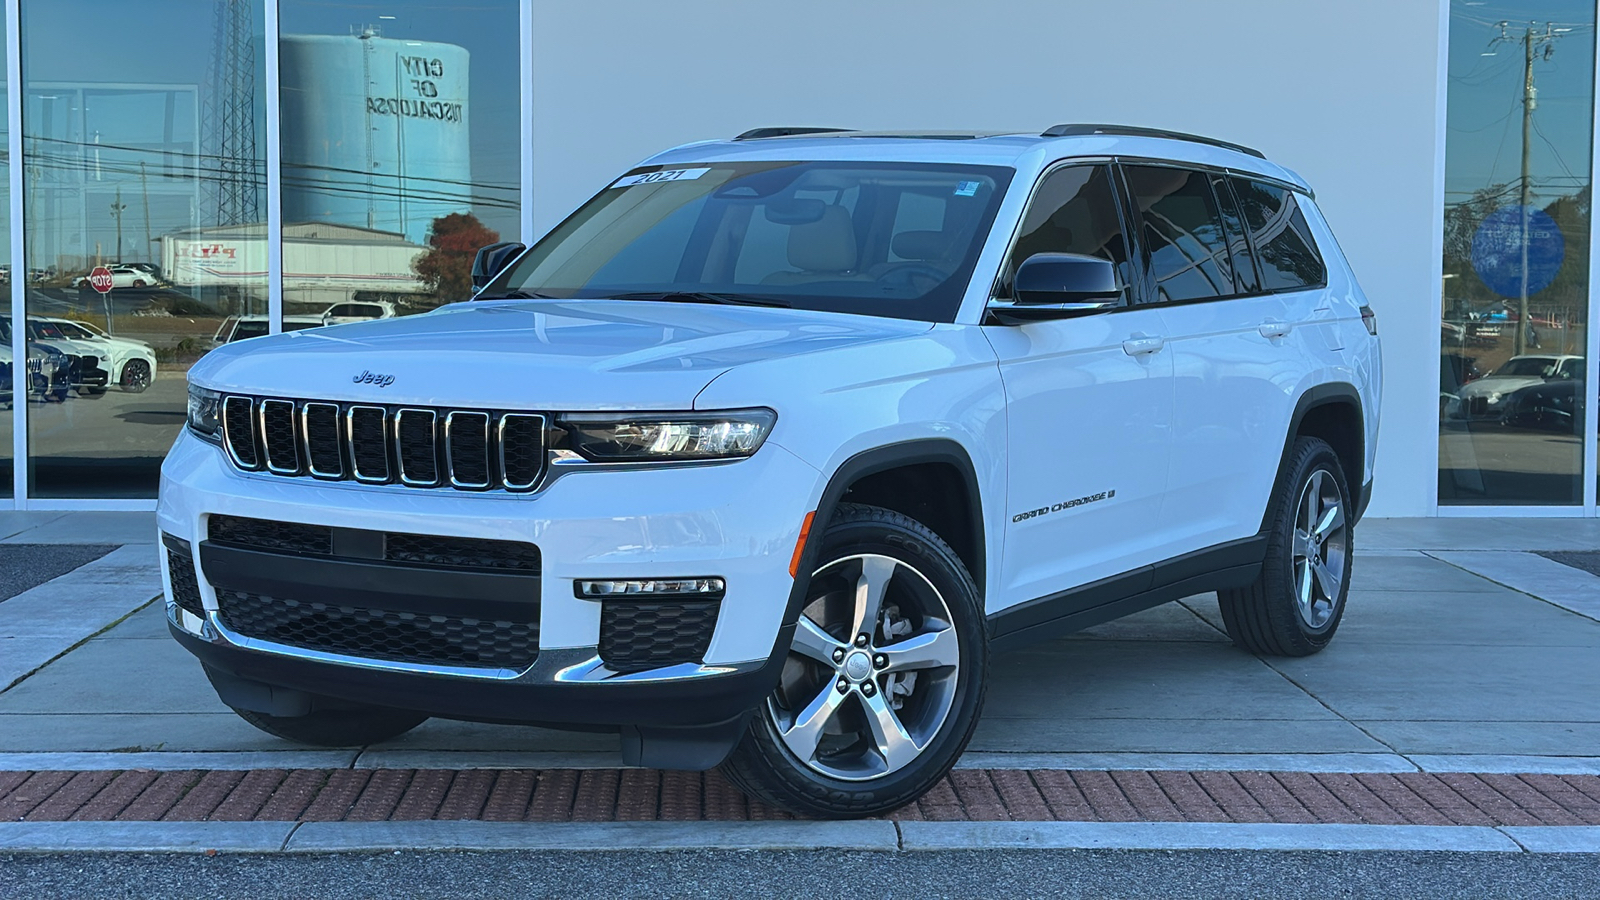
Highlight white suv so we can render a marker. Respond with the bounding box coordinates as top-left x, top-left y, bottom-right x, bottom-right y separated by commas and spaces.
160, 125, 1381, 818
